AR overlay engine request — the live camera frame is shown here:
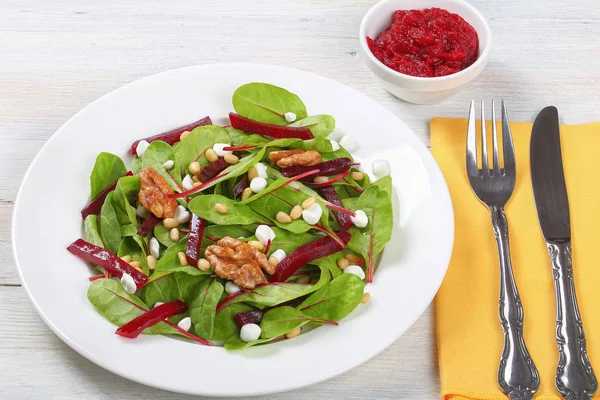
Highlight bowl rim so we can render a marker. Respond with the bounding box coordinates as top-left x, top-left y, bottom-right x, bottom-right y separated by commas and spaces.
359, 0, 493, 82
